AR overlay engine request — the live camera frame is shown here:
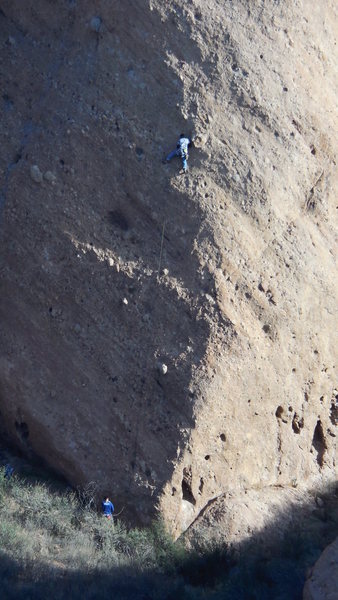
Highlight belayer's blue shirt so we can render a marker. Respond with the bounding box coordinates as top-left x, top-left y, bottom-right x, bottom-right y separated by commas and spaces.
102, 500, 114, 515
